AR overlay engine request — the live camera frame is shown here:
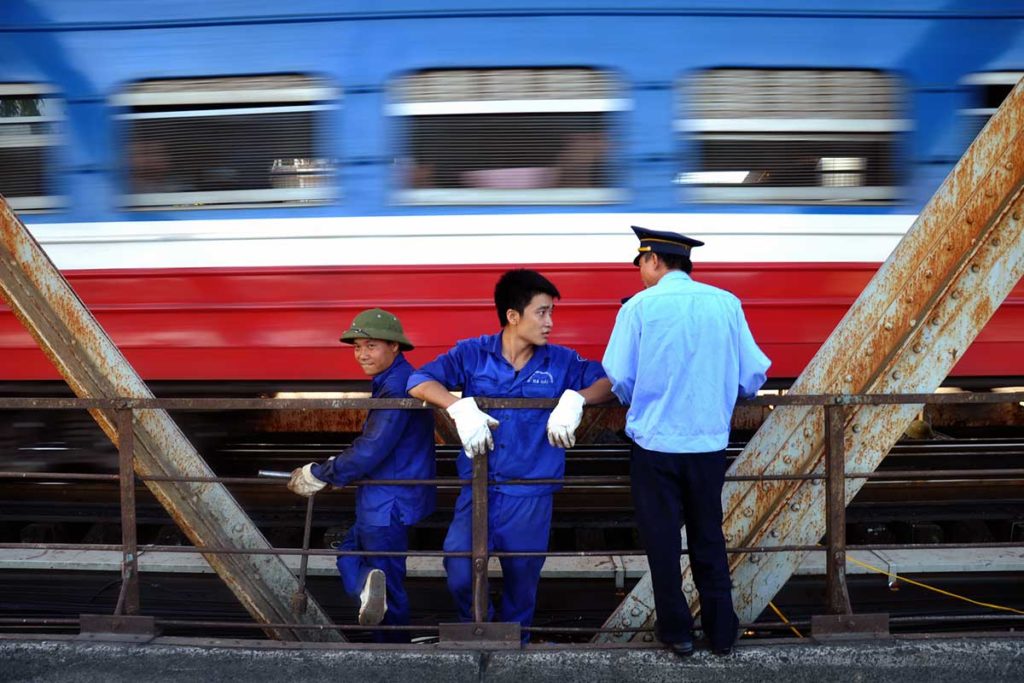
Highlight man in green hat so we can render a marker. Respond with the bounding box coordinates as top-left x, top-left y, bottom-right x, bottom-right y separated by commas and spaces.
287, 308, 435, 642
